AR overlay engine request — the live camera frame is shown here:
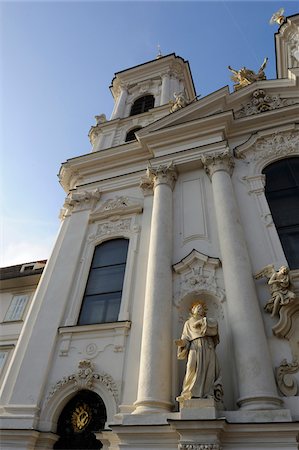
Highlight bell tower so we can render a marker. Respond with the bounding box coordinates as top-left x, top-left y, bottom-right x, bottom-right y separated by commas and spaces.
89, 53, 196, 152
